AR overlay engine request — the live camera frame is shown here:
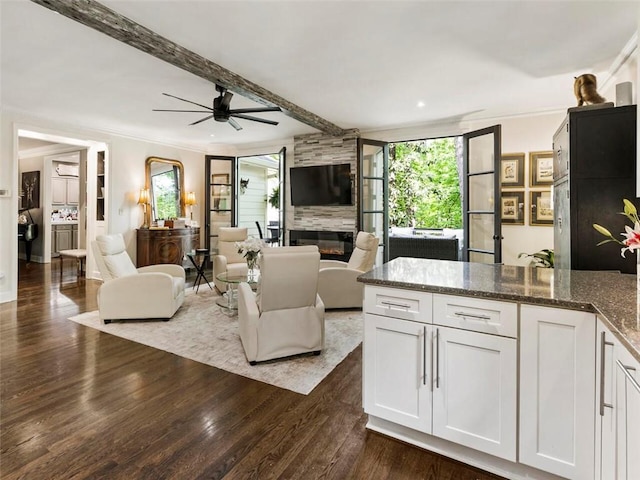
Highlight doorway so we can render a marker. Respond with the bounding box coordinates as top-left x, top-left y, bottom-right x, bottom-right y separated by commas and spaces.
237, 148, 285, 246
16, 129, 108, 284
